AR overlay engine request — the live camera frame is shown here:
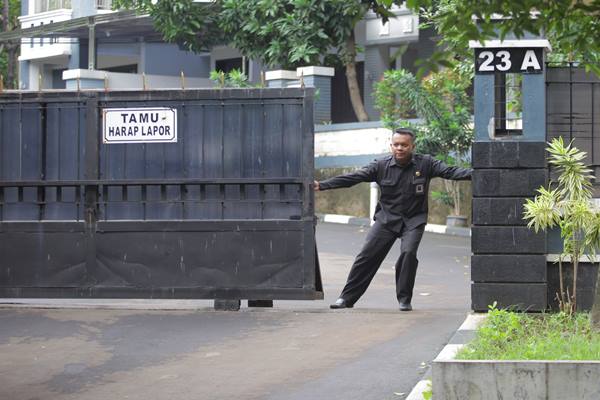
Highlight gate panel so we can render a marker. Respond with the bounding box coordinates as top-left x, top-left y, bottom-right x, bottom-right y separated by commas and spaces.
0, 89, 321, 300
